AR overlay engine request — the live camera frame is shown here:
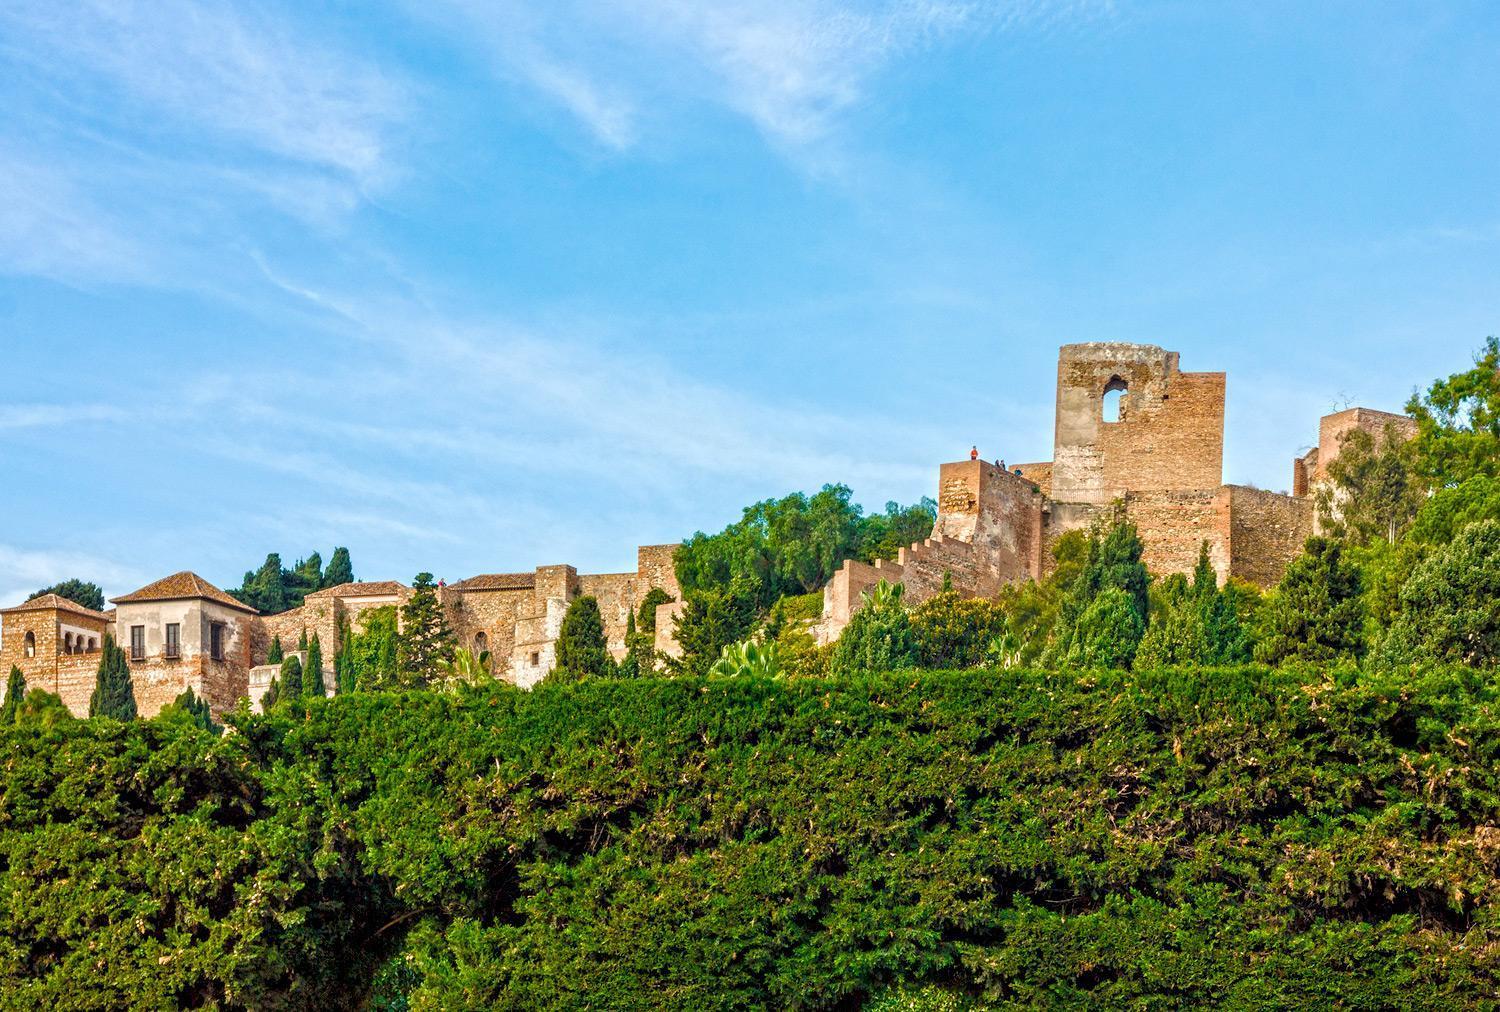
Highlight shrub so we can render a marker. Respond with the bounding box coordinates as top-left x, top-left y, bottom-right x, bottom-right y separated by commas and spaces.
553, 596, 615, 680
